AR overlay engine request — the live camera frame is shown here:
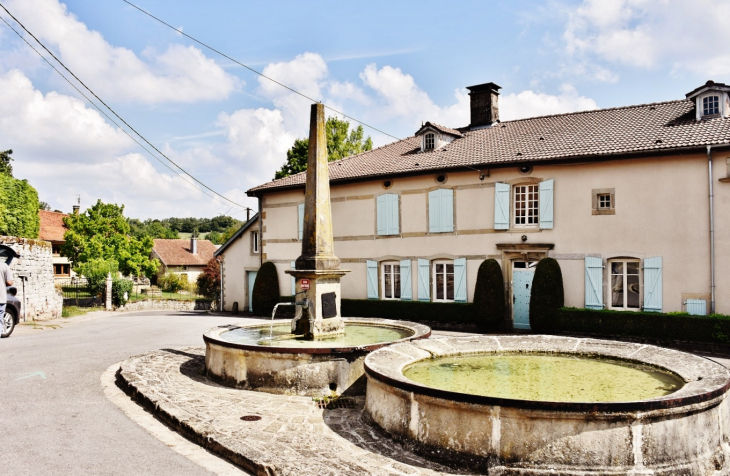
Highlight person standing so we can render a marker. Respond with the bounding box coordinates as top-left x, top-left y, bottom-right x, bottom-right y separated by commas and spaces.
0, 258, 14, 334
